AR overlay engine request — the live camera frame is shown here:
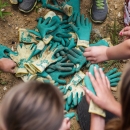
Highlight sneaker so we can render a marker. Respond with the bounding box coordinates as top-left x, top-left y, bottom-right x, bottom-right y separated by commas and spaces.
90, 0, 108, 23
19, 0, 37, 13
